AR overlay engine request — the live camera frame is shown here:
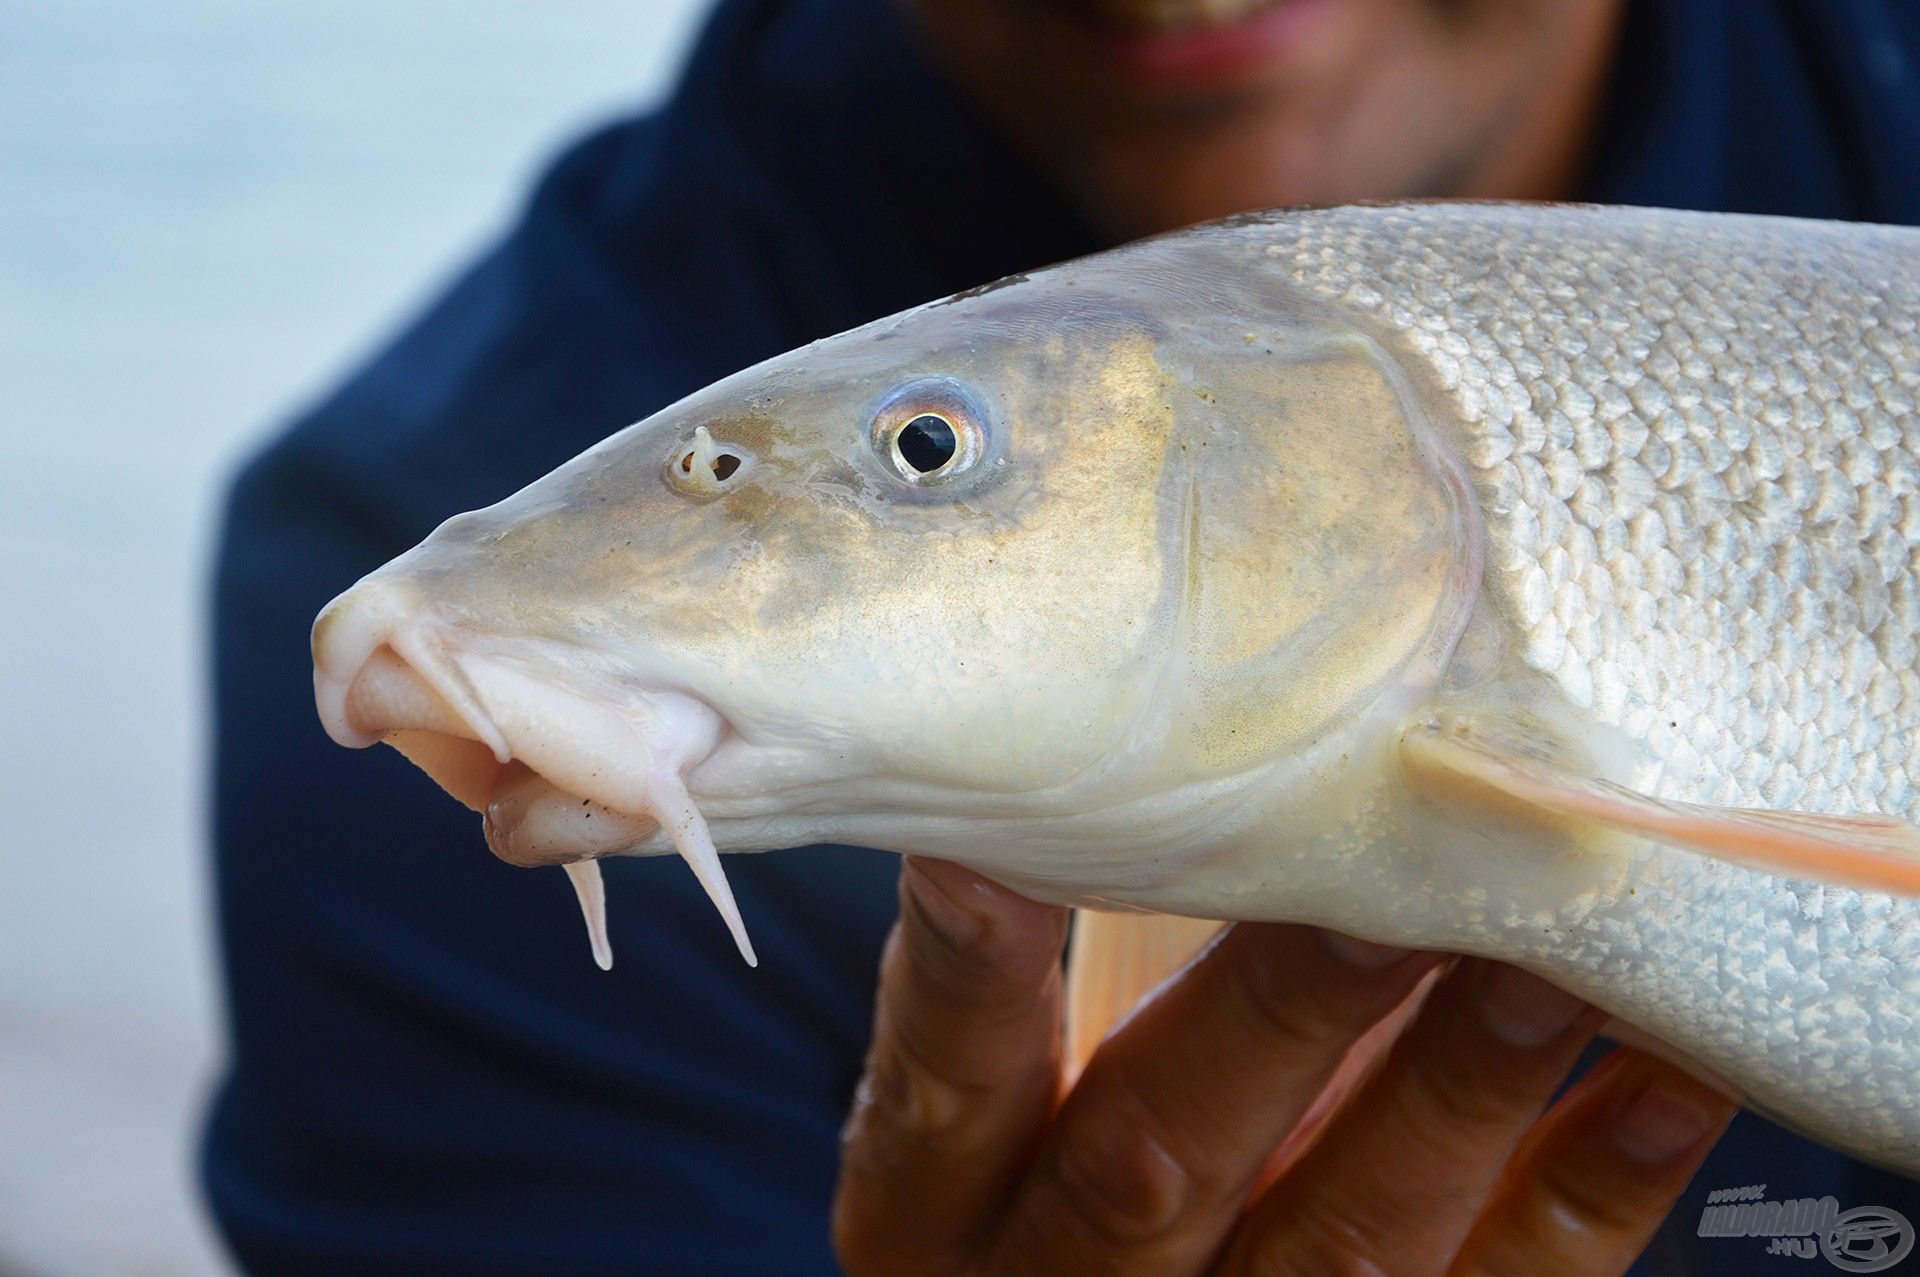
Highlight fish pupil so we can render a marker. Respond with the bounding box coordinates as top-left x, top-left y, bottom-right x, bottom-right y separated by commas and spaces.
897, 414, 958, 473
